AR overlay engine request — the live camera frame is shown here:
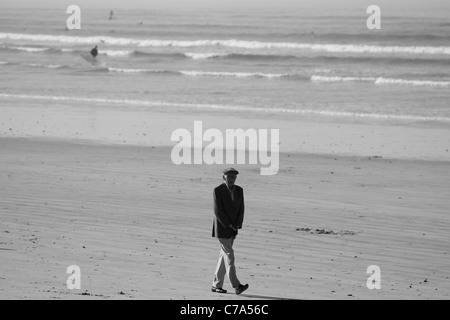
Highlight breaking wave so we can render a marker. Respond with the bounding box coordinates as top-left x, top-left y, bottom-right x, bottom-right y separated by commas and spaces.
2, 32, 450, 55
